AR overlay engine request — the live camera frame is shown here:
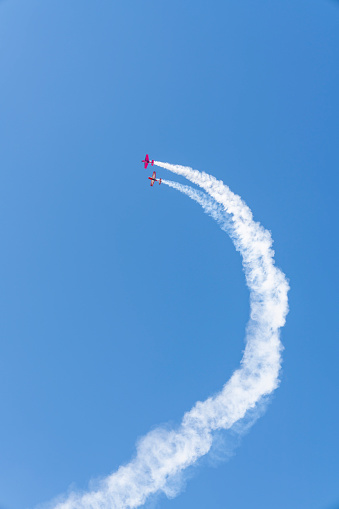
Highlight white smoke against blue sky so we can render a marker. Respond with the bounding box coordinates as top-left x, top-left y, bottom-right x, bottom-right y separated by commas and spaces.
48, 165, 289, 509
